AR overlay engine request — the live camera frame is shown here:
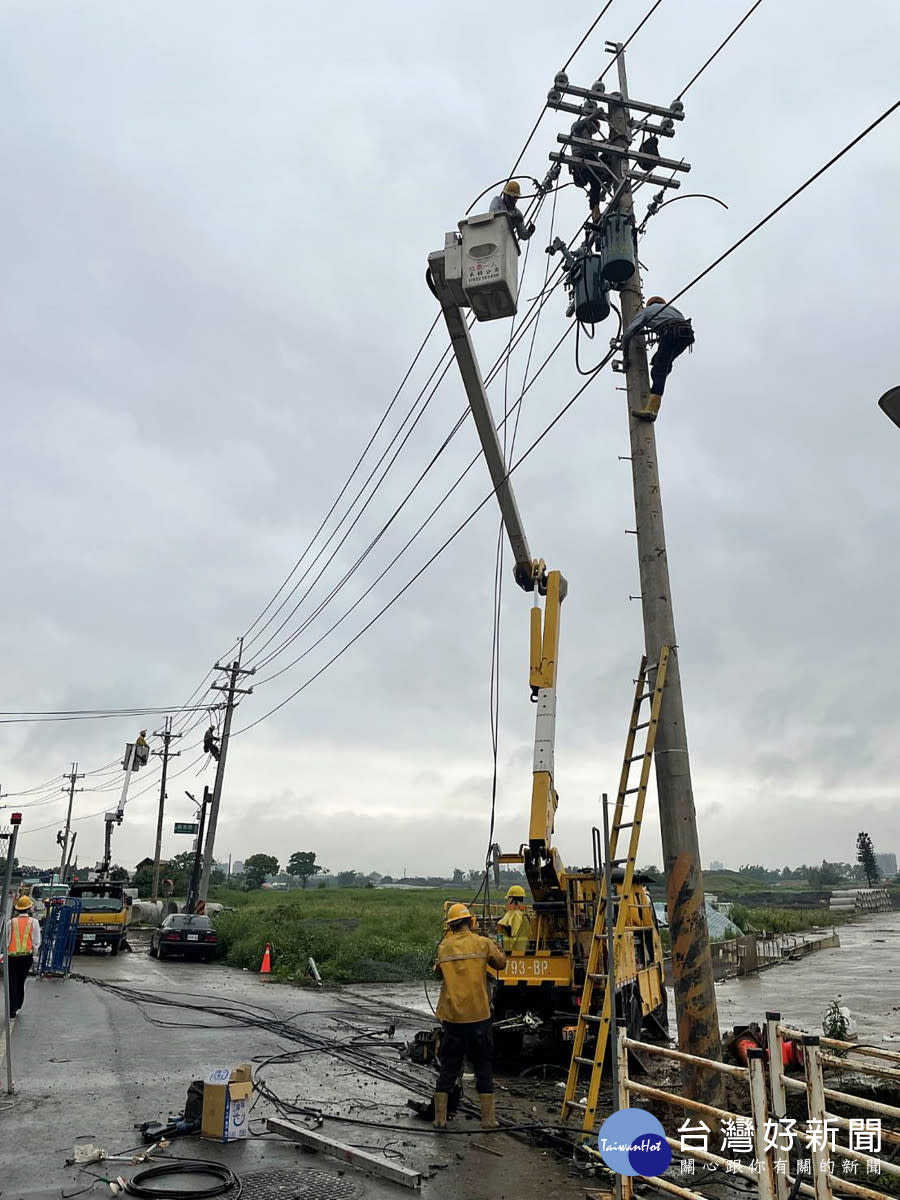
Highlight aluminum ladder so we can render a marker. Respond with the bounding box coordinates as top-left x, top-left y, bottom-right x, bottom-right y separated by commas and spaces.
560, 646, 670, 1131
